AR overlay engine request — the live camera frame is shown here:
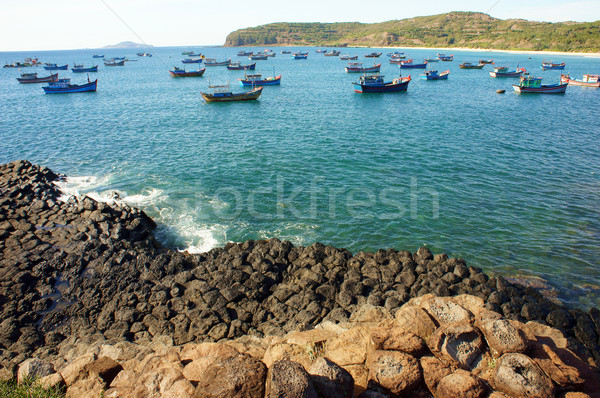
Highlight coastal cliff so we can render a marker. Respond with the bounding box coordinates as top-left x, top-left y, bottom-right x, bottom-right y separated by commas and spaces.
1, 160, 600, 396
224, 12, 600, 52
